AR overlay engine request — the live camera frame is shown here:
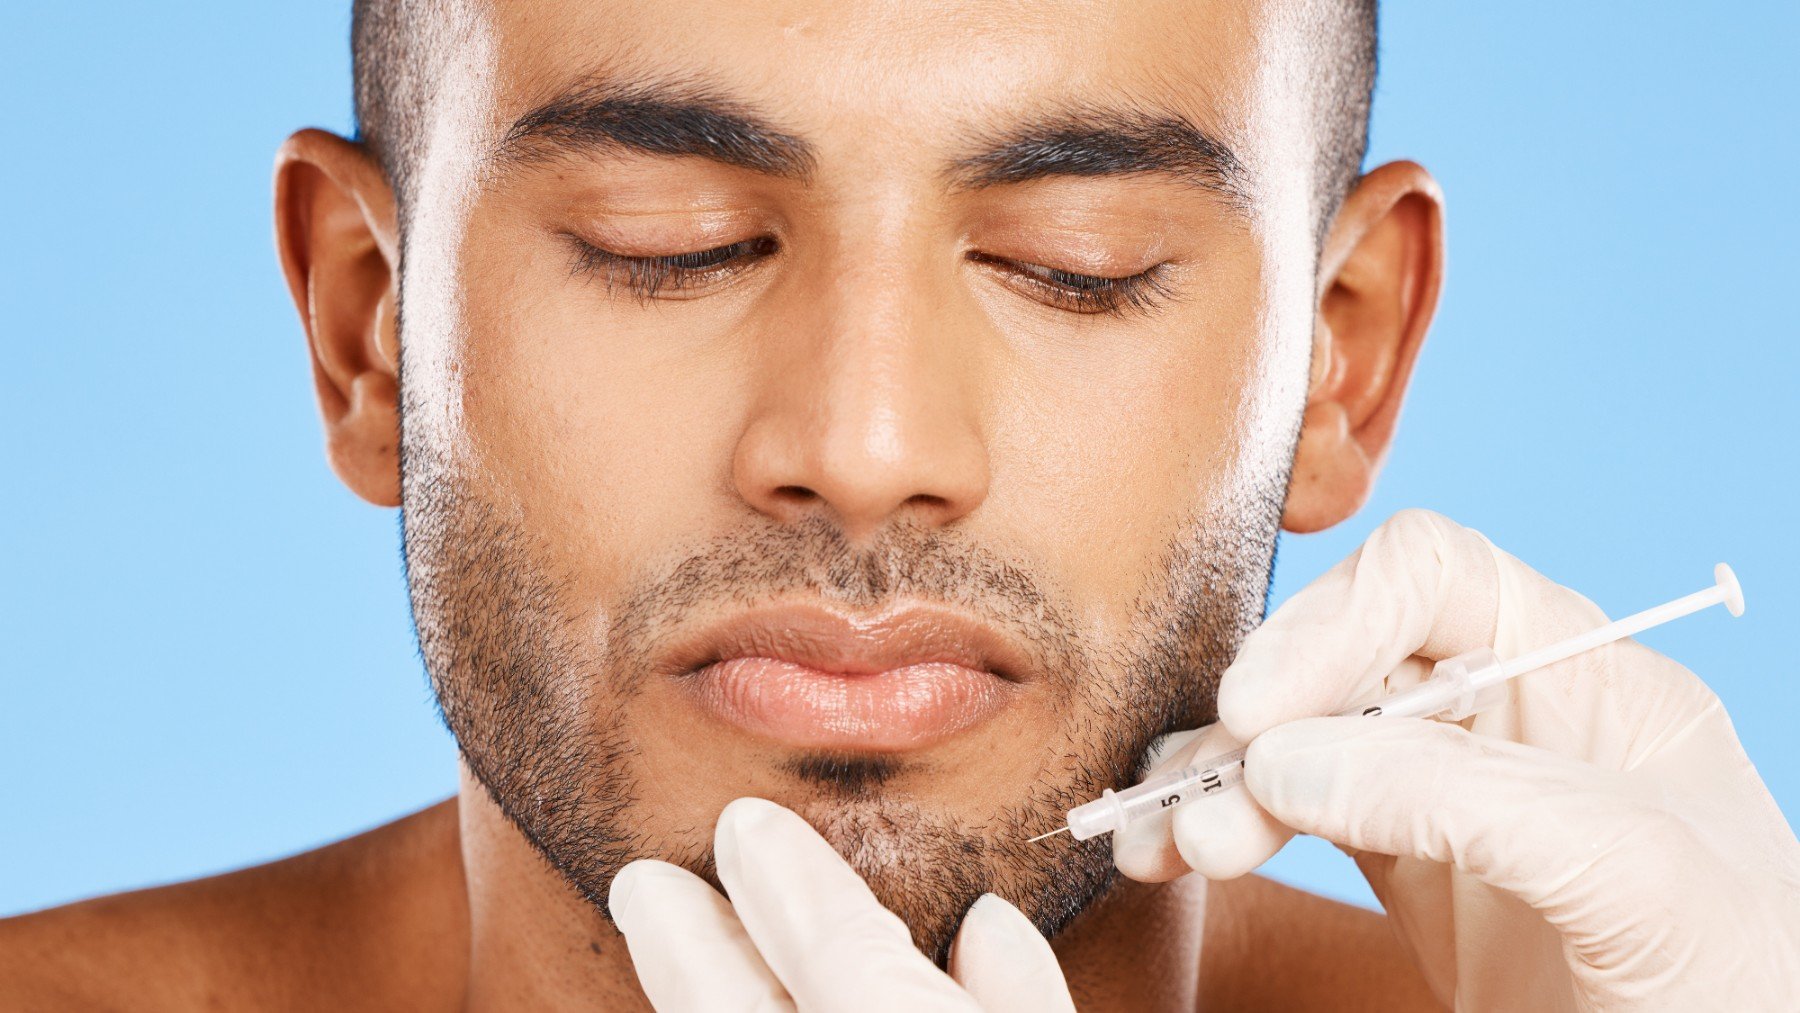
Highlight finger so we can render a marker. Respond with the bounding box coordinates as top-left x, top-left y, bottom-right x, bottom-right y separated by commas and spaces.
1217, 509, 1503, 741
1169, 779, 1295, 881
1243, 717, 1740, 958
713, 798, 980, 1012
947, 894, 1077, 1013
1113, 722, 1293, 882
608, 859, 795, 1012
